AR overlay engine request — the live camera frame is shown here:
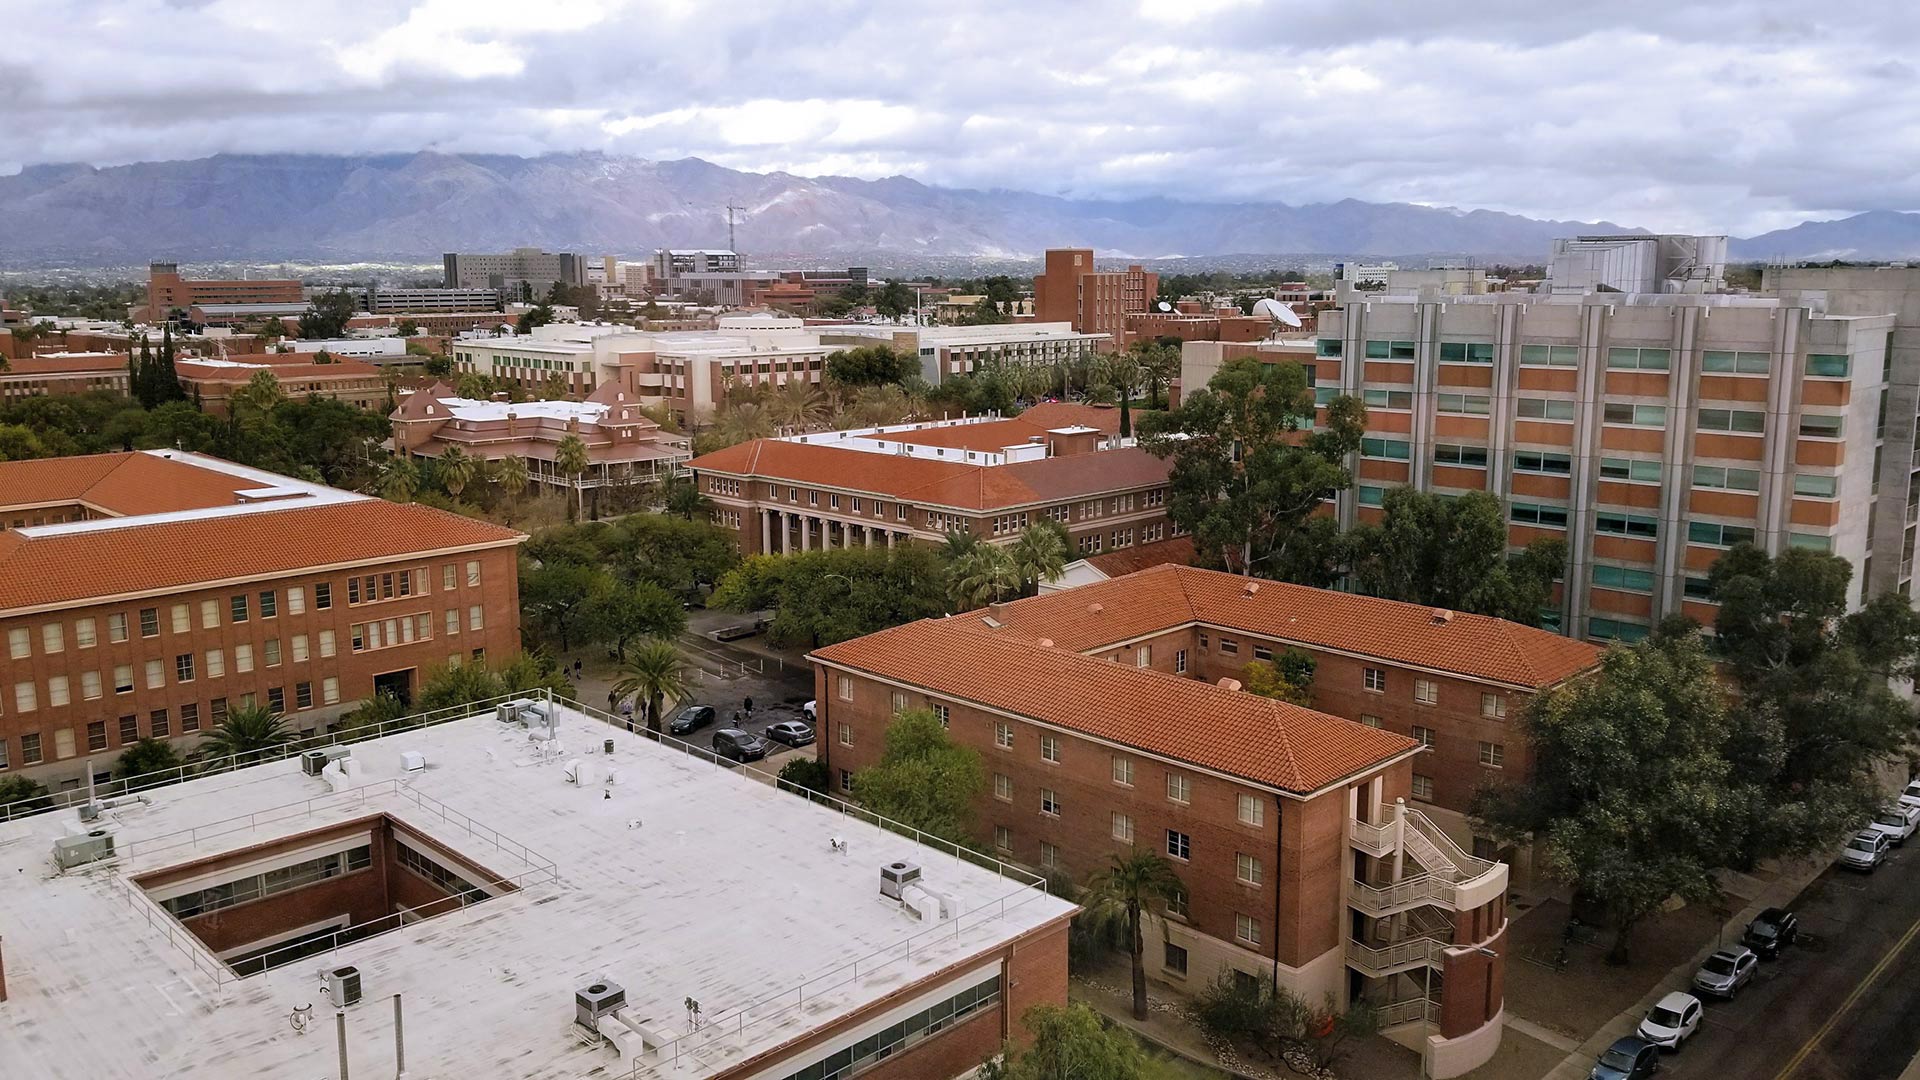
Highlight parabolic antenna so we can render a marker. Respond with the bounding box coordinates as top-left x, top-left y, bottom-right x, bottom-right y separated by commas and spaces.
1253, 297, 1303, 328
1157, 300, 1173, 312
